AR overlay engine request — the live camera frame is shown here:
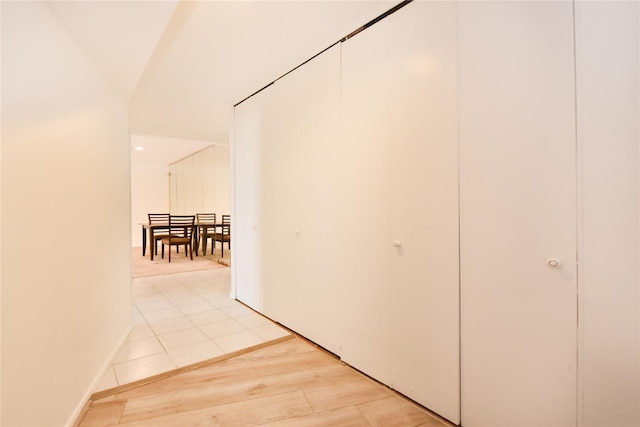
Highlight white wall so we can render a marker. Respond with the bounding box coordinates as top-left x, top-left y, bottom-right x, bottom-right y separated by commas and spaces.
130, 161, 169, 247
1, 2, 132, 426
